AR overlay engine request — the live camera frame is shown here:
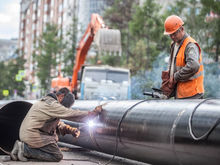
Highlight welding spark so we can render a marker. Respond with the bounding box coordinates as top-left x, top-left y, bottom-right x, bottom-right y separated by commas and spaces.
88, 120, 95, 128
